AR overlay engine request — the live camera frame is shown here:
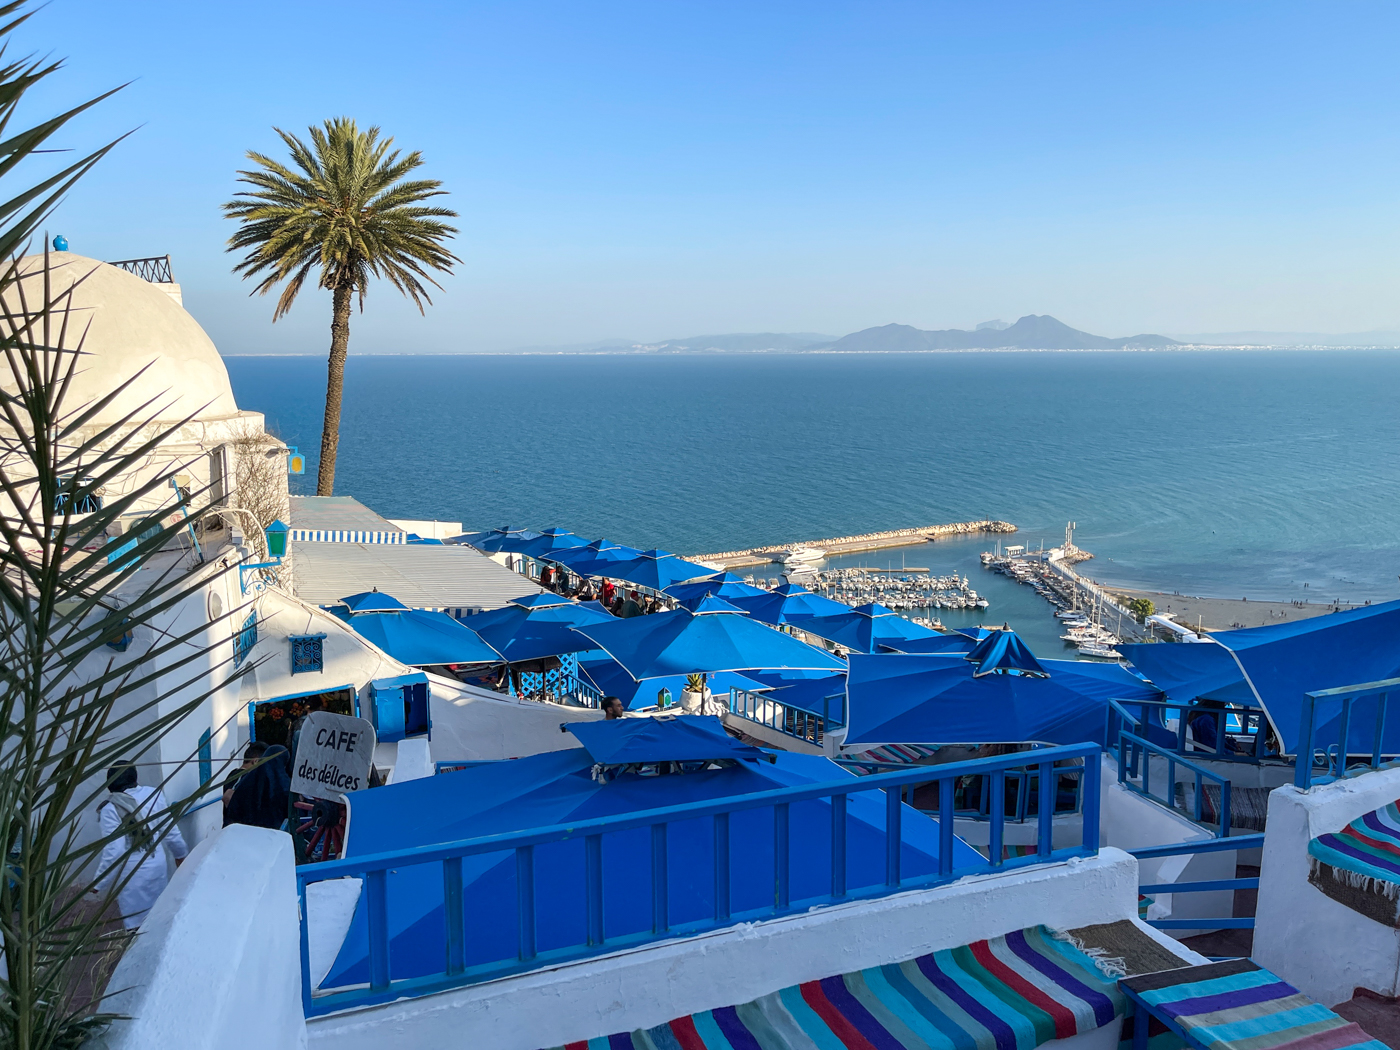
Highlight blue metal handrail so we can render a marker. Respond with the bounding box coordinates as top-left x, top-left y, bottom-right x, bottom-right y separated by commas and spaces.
728, 686, 843, 744
1107, 698, 1273, 763
1295, 677, 1400, 789
297, 741, 1101, 1017
1117, 731, 1233, 837
1129, 833, 1264, 932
